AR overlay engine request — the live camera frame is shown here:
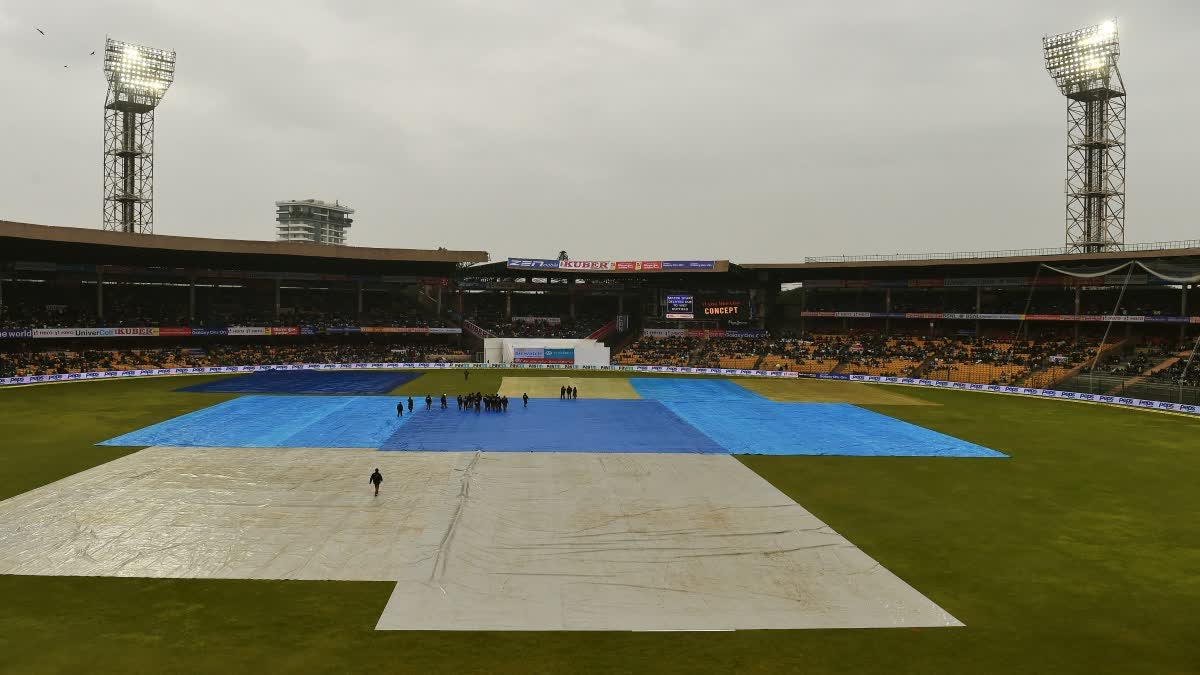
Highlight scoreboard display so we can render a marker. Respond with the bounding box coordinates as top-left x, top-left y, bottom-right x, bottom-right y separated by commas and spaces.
701, 298, 746, 320
665, 294, 749, 321
665, 294, 694, 319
